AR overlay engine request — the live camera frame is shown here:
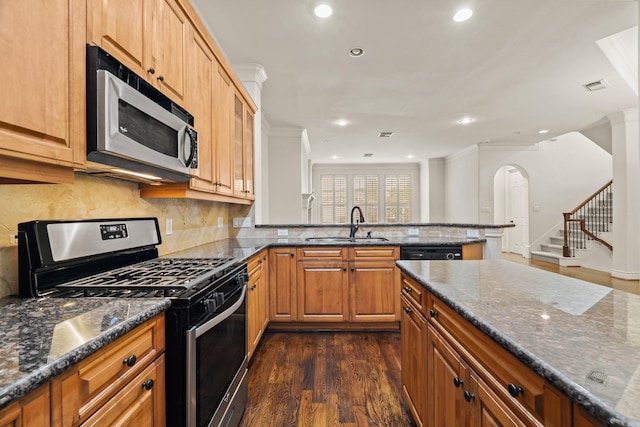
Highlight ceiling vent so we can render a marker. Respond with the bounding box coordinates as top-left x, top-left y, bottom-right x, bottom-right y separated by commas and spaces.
364, 153, 373, 157
378, 131, 394, 138
583, 79, 609, 92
